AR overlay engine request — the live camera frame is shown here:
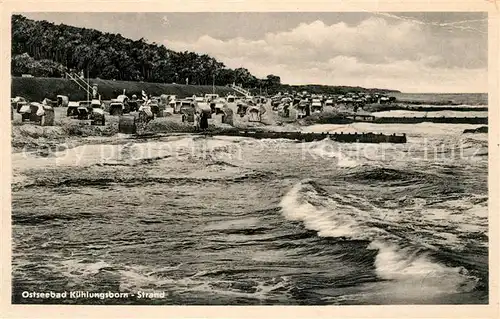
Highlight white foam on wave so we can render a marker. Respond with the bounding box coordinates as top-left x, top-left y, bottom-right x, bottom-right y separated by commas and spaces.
458, 136, 488, 158
280, 183, 373, 239
279, 182, 480, 294
12, 136, 242, 171
55, 258, 291, 301
56, 259, 115, 288
119, 264, 290, 301
306, 139, 360, 168
367, 240, 477, 292
203, 217, 261, 231
11, 137, 193, 170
